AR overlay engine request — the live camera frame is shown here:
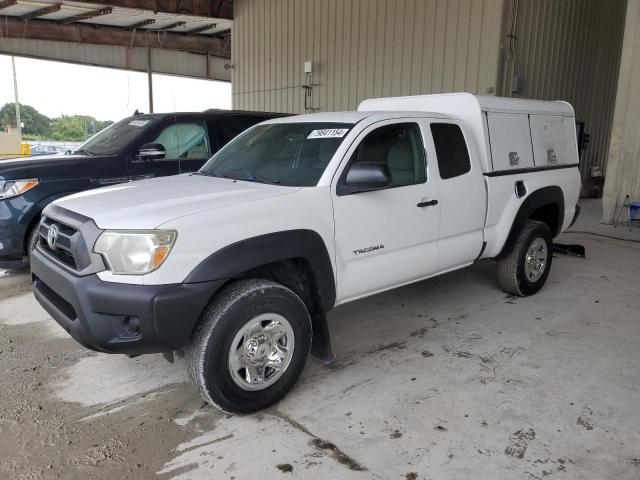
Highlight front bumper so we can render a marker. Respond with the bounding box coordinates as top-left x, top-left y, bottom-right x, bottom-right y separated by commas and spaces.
0, 217, 26, 262
31, 247, 225, 355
